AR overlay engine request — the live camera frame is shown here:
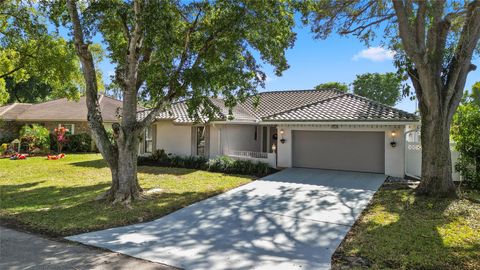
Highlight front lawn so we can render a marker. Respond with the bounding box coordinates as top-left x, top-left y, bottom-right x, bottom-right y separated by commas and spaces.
0, 154, 253, 236
334, 183, 480, 270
